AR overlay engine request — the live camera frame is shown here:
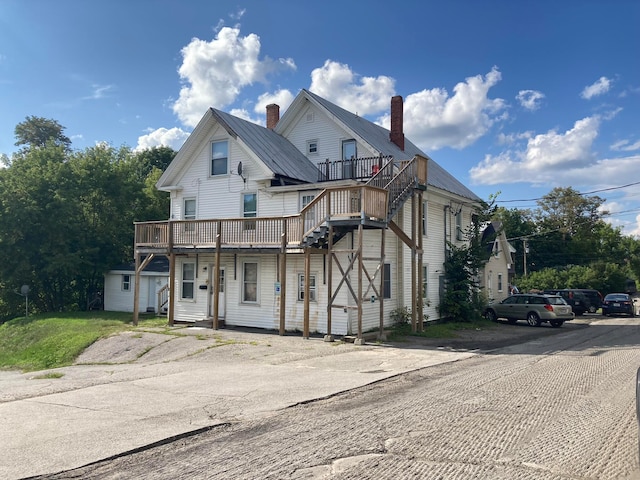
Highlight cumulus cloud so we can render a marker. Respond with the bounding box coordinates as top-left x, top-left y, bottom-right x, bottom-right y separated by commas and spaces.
516, 90, 545, 110
581, 76, 612, 99
172, 26, 296, 128
470, 115, 601, 185
254, 89, 295, 115
384, 67, 507, 150
309, 60, 395, 116
135, 127, 190, 152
